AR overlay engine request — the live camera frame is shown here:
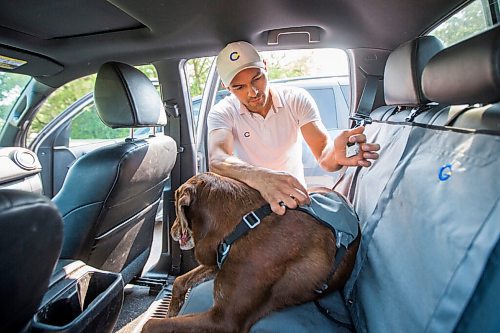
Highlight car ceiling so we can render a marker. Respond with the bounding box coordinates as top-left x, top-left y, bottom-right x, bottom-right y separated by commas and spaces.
0, 0, 466, 87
